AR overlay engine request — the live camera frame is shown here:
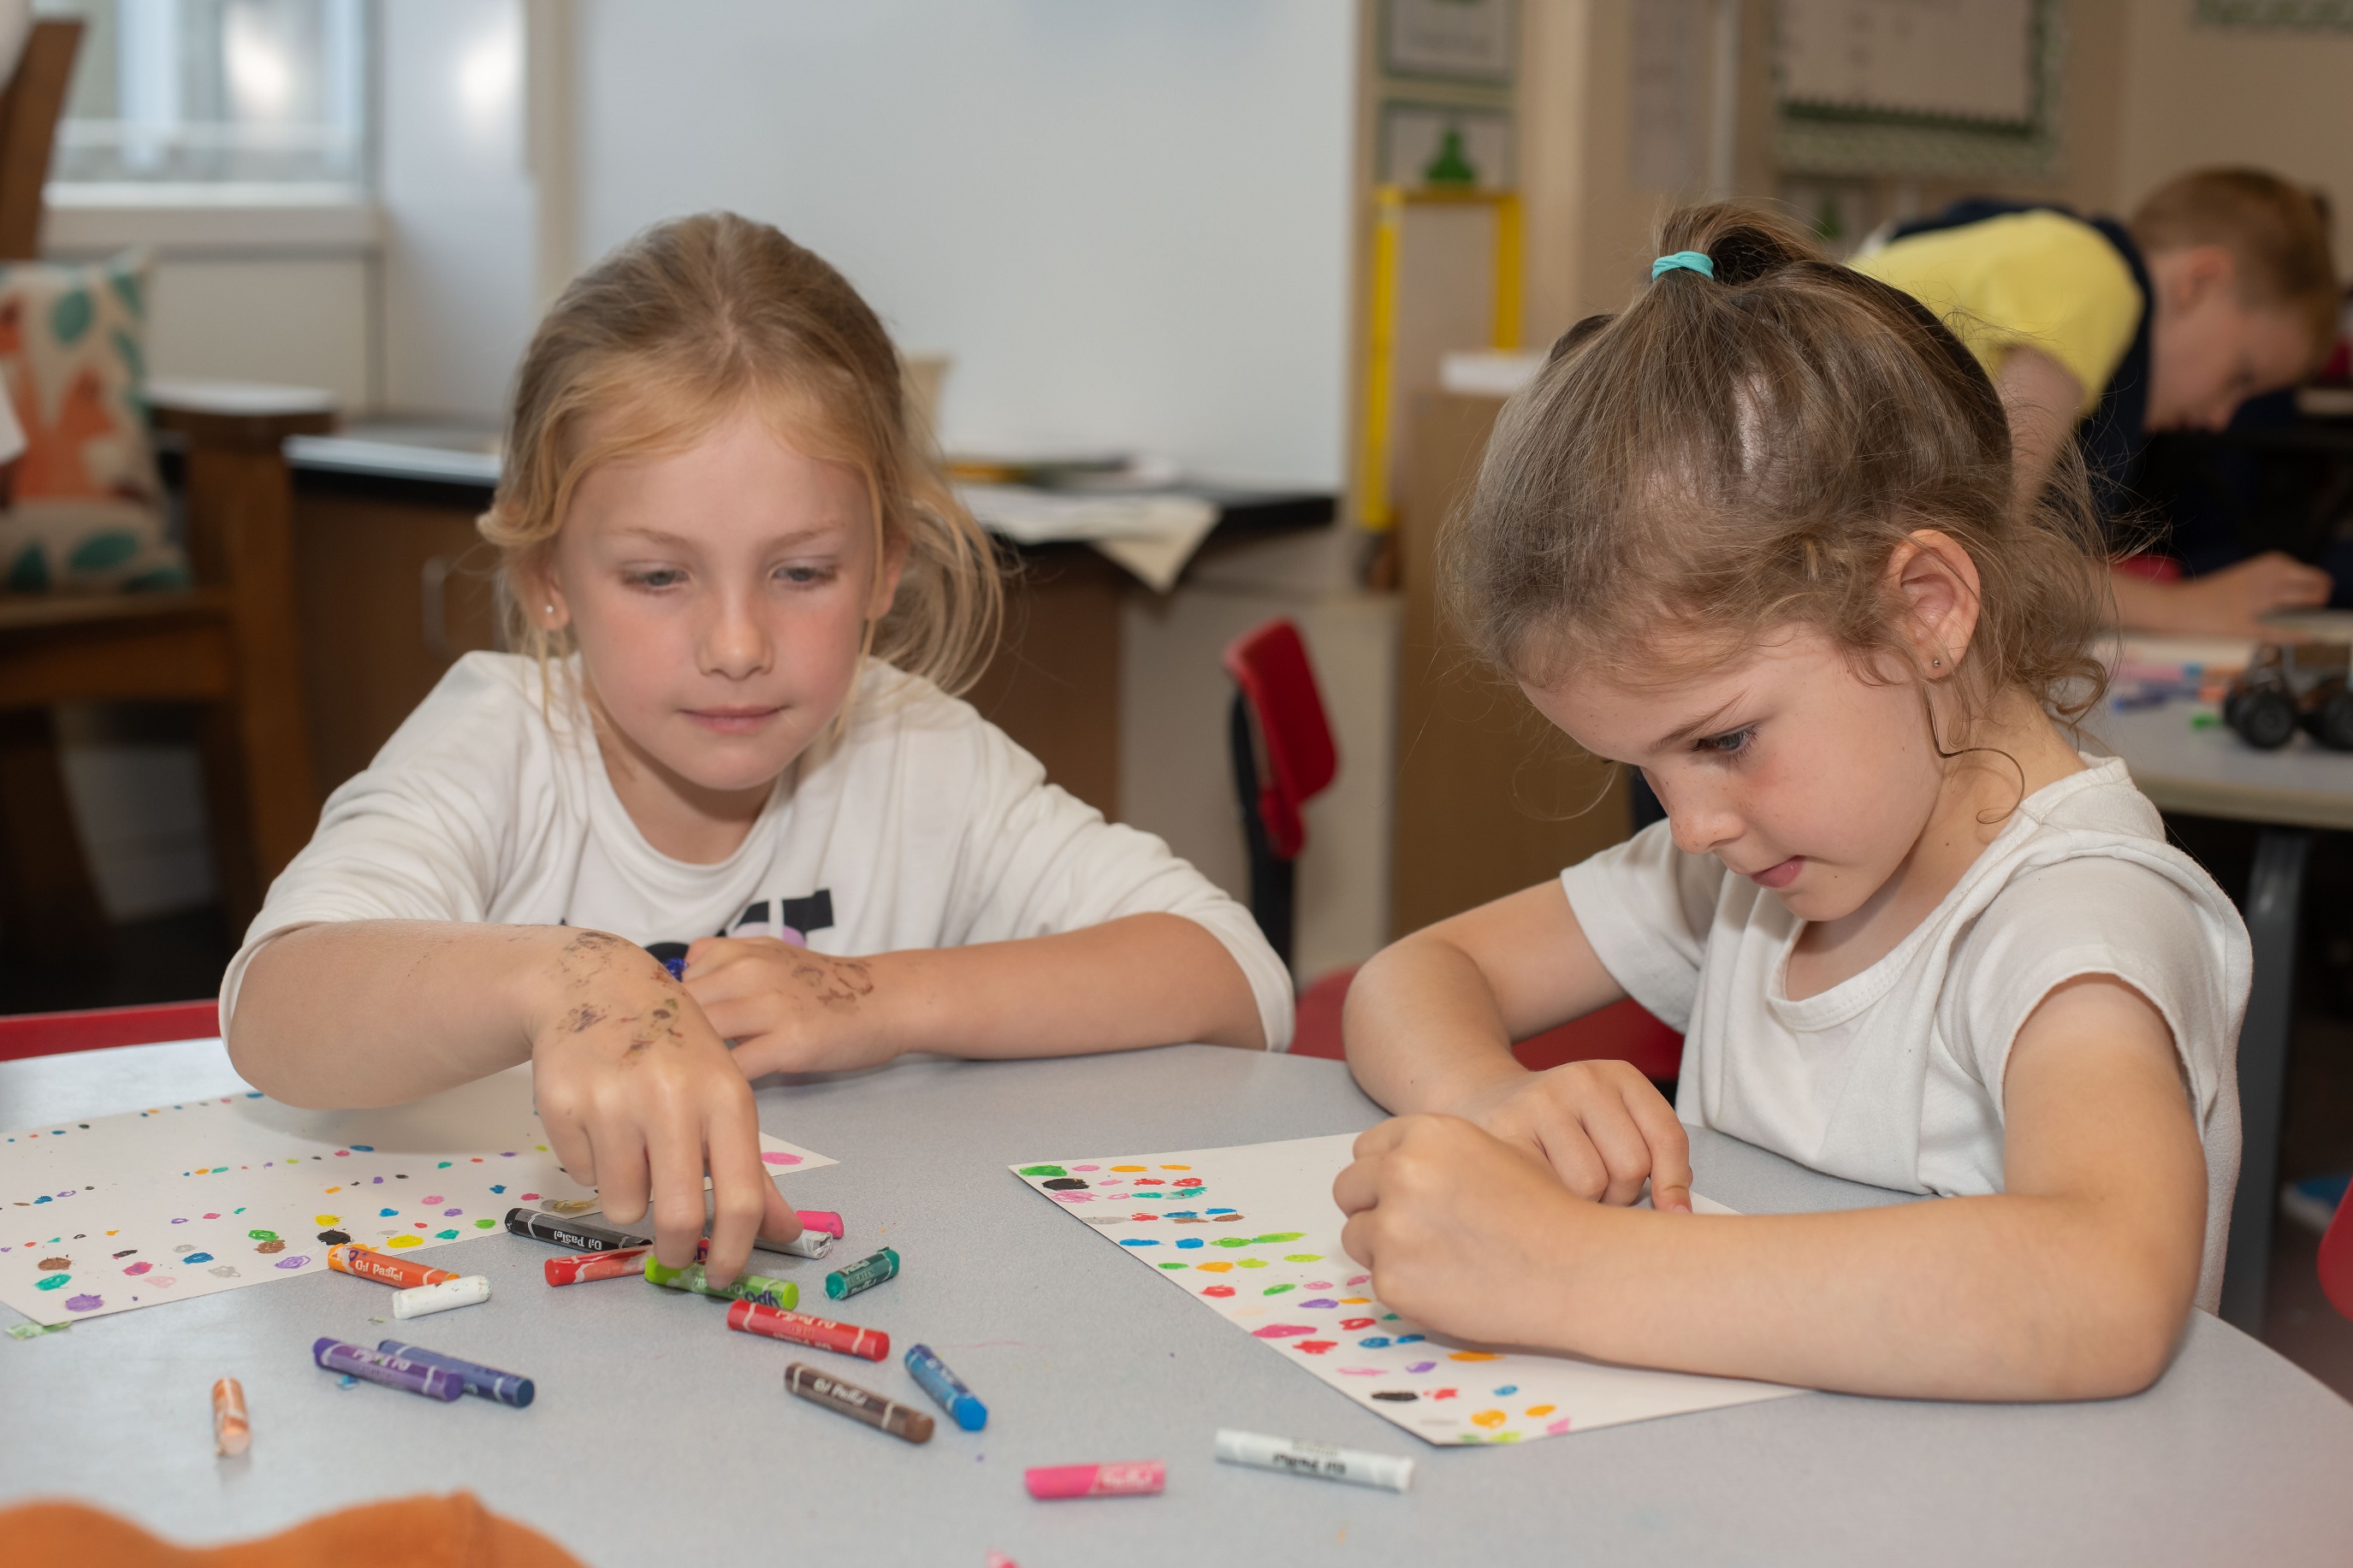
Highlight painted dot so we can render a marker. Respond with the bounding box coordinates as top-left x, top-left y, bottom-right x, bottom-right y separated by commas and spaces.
184, 1252, 213, 1264
1547, 1417, 1573, 1435
1526, 1404, 1556, 1417
1396, 1334, 1425, 1345
207, 1266, 237, 1278
37, 1257, 68, 1270
1201, 1285, 1236, 1298
122, 1261, 151, 1275
442, 1209, 462, 1217
314, 1215, 339, 1226
1283, 1253, 1322, 1263
1206, 1208, 1236, 1216
1017, 1165, 1069, 1178
317, 1229, 351, 1246
386, 1236, 422, 1249
434, 1229, 459, 1240
473, 1219, 495, 1229
1305, 1281, 1334, 1290
1294, 1340, 1335, 1355
1158, 1165, 1192, 1171
1176, 1238, 1204, 1249
1251, 1323, 1315, 1339
1236, 1258, 1269, 1269
422, 1196, 443, 1205
1157, 1262, 1188, 1270
1492, 1384, 1520, 1397
1213, 1237, 1250, 1249
34, 1274, 68, 1291
275, 1256, 311, 1269
1449, 1351, 1501, 1362
65, 1293, 103, 1311
1250, 1233, 1305, 1245
1263, 1283, 1294, 1295
379, 1208, 398, 1217
1471, 1410, 1507, 1429
1299, 1298, 1339, 1309
348, 1145, 374, 1152
1358, 1336, 1393, 1348
1406, 1361, 1437, 1373
489, 1185, 506, 1194
762, 1152, 802, 1166
1194, 1262, 1233, 1274
246, 1229, 278, 1241
1118, 1239, 1160, 1248
1071, 1164, 1100, 1172
518, 1193, 540, 1202
254, 1240, 285, 1255
1341, 1317, 1376, 1330
1108, 1165, 1146, 1172
1372, 1390, 1419, 1403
